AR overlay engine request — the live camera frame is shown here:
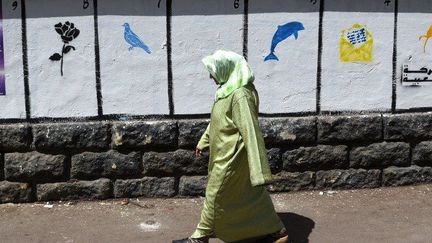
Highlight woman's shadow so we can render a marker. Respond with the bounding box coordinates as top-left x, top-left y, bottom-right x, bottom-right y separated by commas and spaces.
233, 212, 315, 243
278, 212, 315, 243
